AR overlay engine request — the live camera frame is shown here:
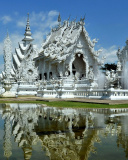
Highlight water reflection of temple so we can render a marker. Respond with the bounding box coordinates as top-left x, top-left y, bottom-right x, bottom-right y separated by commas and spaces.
1, 104, 128, 159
